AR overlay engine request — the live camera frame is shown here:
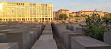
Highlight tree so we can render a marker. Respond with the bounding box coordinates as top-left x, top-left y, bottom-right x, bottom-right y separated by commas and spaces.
81, 14, 87, 17
69, 15, 73, 18
74, 16, 80, 17
103, 13, 111, 27
54, 17, 59, 20
84, 13, 108, 41
59, 14, 68, 20
105, 13, 111, 19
